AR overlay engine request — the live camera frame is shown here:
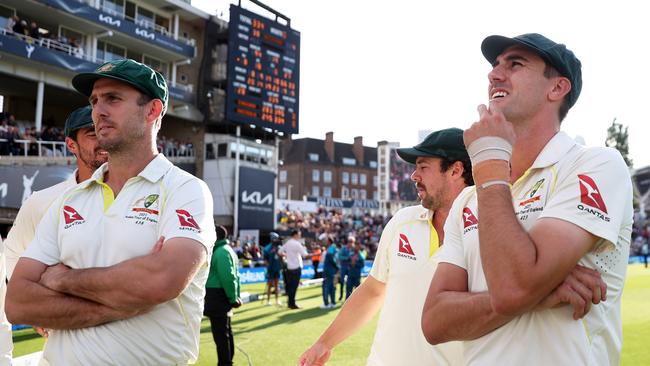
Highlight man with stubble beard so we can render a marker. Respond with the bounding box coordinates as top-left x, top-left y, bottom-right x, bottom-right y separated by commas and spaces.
7, 59, 216, 365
